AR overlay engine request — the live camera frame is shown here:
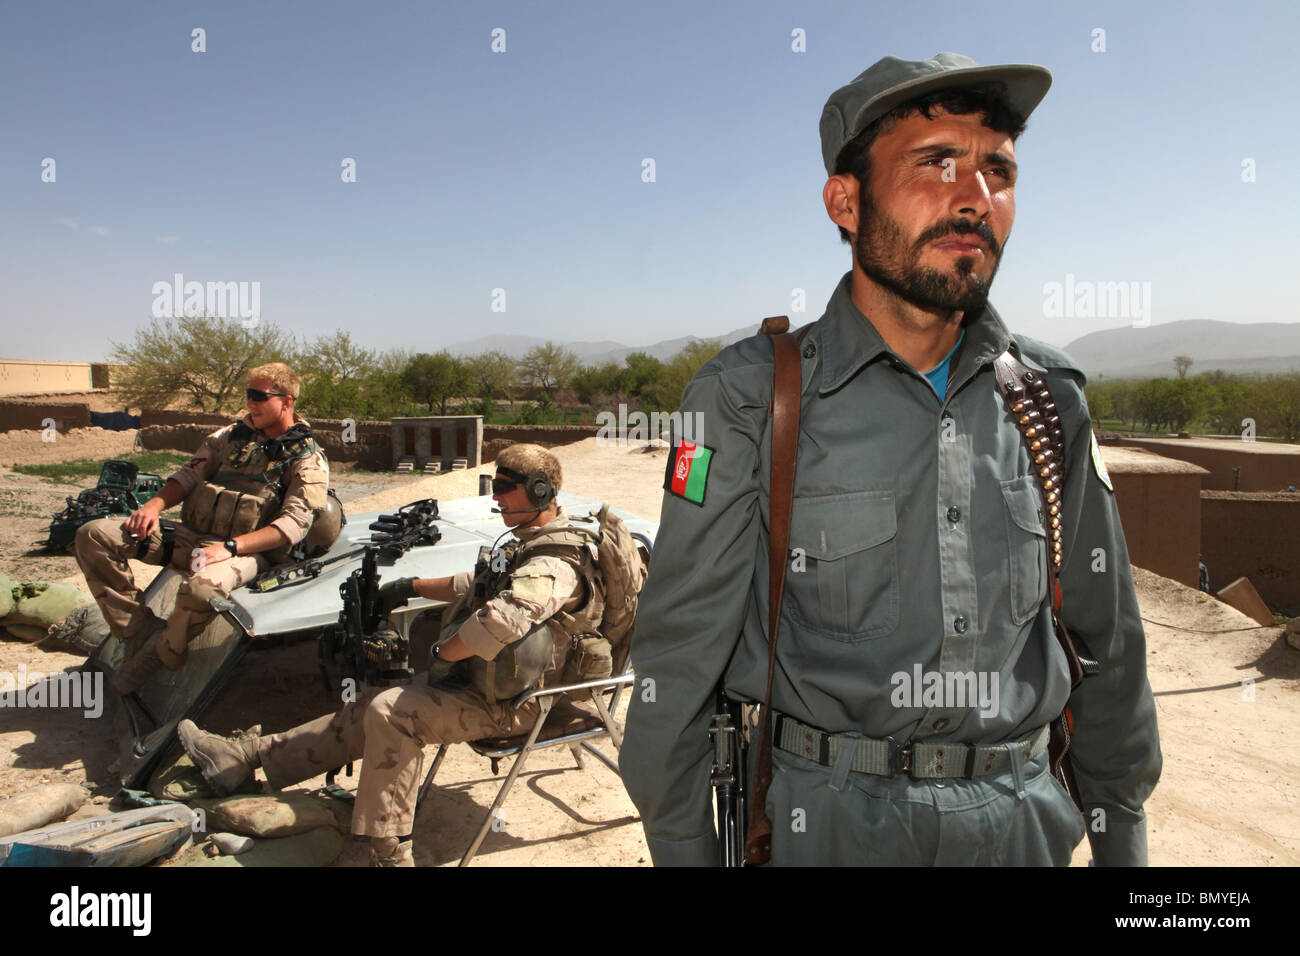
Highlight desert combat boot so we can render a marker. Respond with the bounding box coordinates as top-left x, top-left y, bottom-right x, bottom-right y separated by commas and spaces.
368, 836, 415, 867
177, 719, 261, 795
